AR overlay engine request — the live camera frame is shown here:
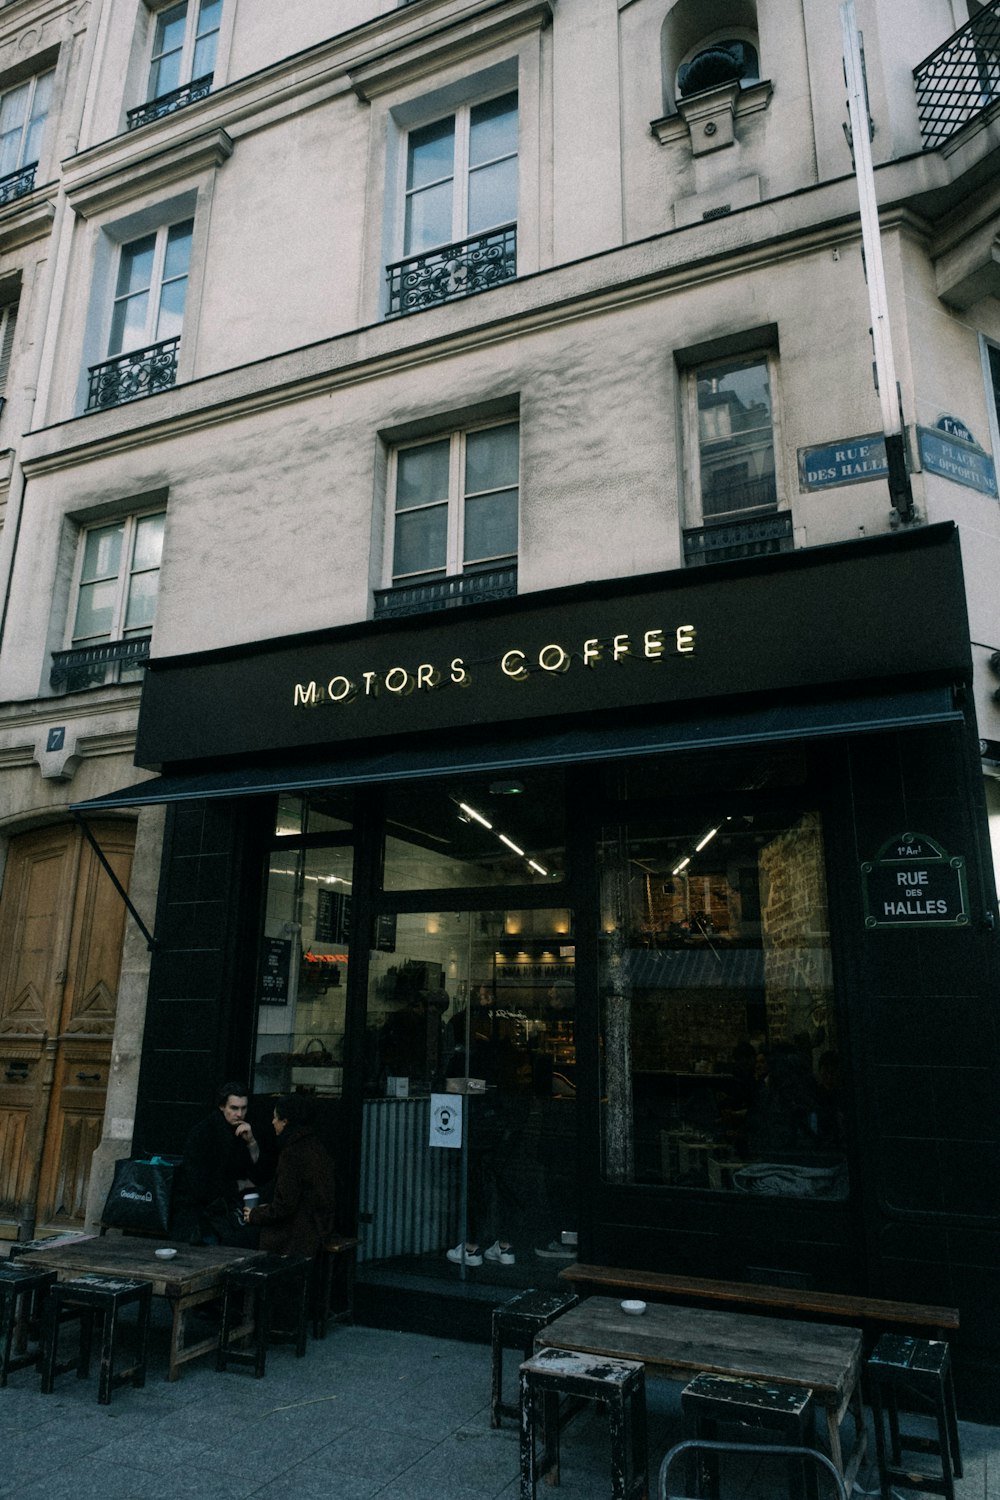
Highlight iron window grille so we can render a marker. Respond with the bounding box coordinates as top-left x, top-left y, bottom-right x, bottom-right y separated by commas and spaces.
386, 225, 516, 316
86, 335, 180, 411
683, 511, 793, 566
50, 636, 151, 690
914, 0, 1000, 148
0, 161, 37, 207
374, 563, 517, 619
127, 73, 213, 130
